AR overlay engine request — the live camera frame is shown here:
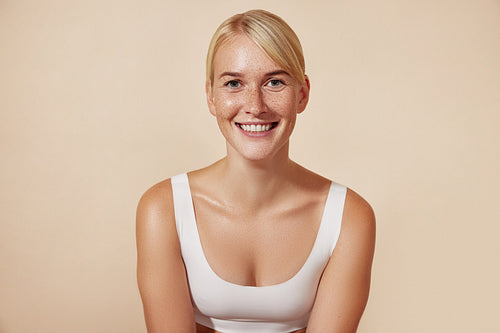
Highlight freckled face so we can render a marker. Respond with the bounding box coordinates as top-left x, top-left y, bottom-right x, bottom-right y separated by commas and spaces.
206, 34, 309, 161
